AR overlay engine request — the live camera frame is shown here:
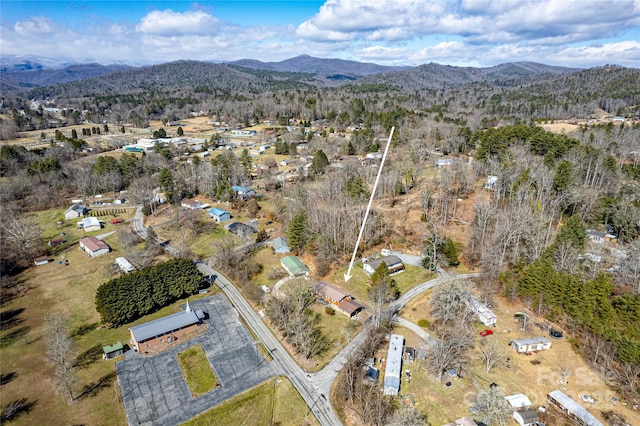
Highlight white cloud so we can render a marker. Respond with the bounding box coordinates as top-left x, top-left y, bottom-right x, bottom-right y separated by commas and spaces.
136, 9, 221, 36
14, 17, 57, 36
